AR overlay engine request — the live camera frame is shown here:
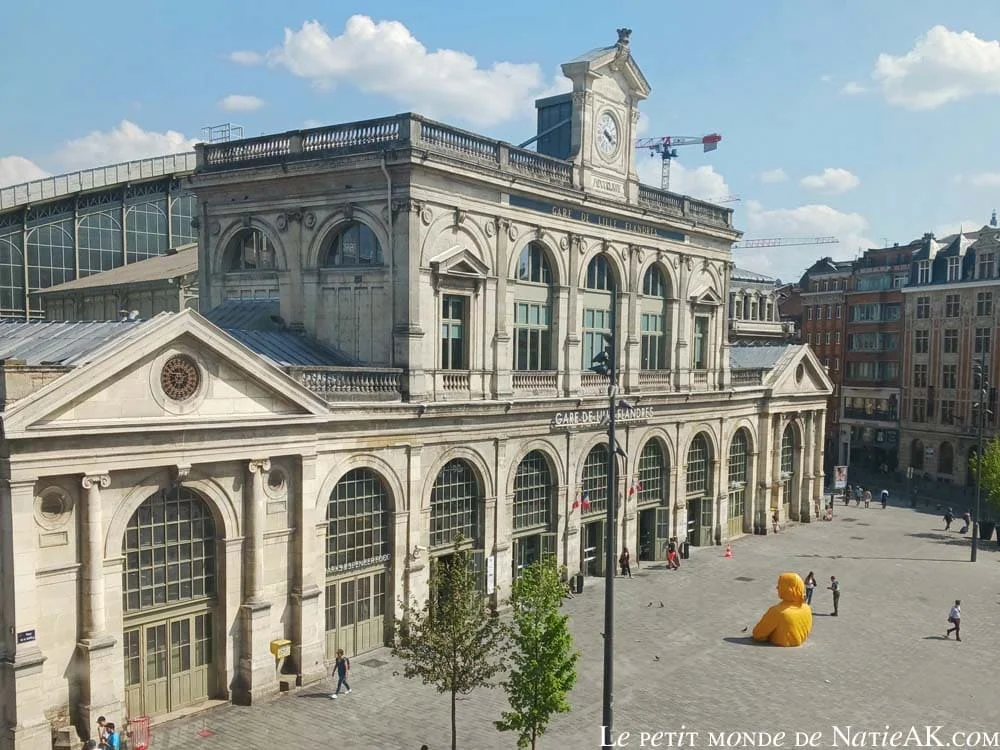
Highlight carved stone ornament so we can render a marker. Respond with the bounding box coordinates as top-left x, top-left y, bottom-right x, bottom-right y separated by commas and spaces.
484, 219, 495, 237
421, 207, 433, 226
560, 236, 569, 251
578, 238, 589, 255
275, 214, 288, 232
160, 354, 201, 402
534, 226, 544, 240
173, 464, 192, 484
619, 245, 628, 263
635, 247, 645, 263
343, 204, 355, 221
684, 256, 694, 271
81, 474, 111, 491
507, 223, 518, 241
454, 209, 467, 226
702, 258, 712, 271
304, 211, 316, 229
210, 221, 221, 236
